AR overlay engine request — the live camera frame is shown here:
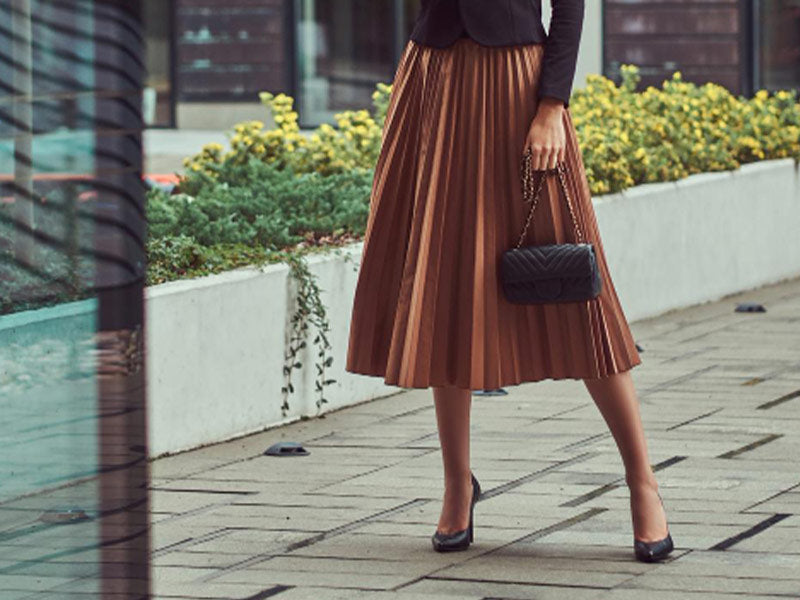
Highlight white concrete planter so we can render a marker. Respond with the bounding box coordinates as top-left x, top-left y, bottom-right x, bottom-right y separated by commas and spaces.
592, 158, 800, 321
145, 245, 391, 459
146, 157, 800, 458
